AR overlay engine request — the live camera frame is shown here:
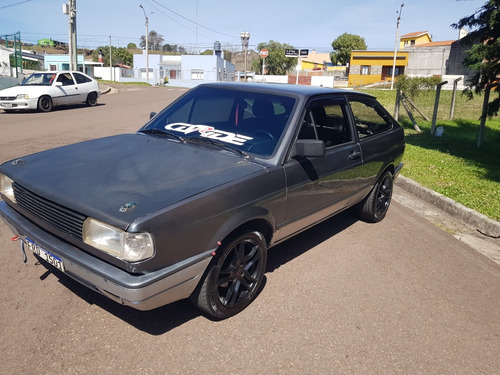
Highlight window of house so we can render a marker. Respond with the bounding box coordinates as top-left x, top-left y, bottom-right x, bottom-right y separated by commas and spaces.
191, 69, 204, 80
361, 65, 370, 75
